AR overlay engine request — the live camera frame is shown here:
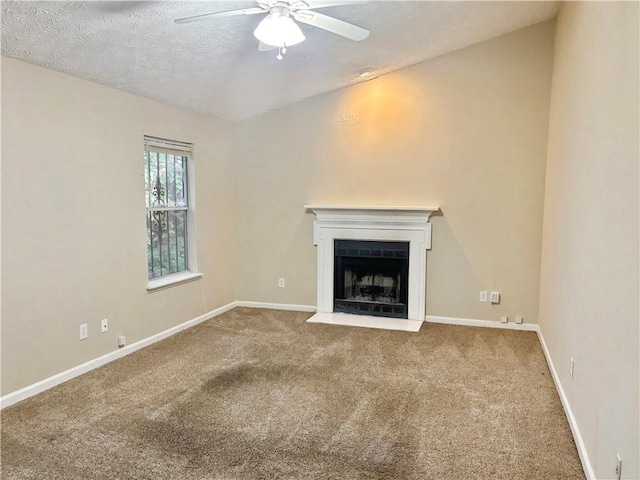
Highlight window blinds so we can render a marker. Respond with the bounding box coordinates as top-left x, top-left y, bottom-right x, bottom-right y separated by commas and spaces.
144, 135, 193, 156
